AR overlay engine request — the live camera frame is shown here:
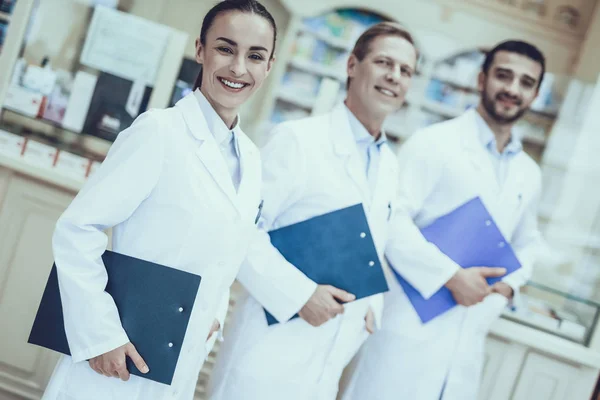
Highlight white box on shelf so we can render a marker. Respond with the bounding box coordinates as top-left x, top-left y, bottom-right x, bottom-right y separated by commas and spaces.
54, 150, 91, 179
0, 130, 25, 158
22, 65, 57, 96
3, 85, 44, 117
62, 71, 98, 133
22, 140, 57, 168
